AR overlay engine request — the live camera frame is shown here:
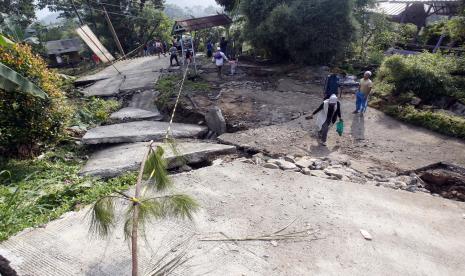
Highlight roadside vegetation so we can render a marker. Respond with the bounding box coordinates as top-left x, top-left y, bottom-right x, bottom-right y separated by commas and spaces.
0, 35, 125, 241
0, 148, 137, 241
155, 74, 211, 109
372, 53, 465, 139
